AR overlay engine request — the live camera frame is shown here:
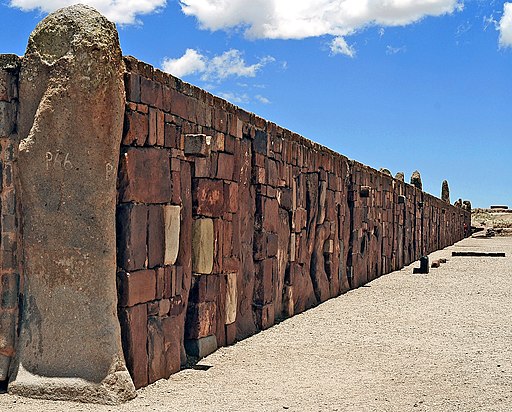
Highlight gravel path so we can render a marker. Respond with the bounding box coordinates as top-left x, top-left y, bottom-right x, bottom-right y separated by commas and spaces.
2, 236, 511, 412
